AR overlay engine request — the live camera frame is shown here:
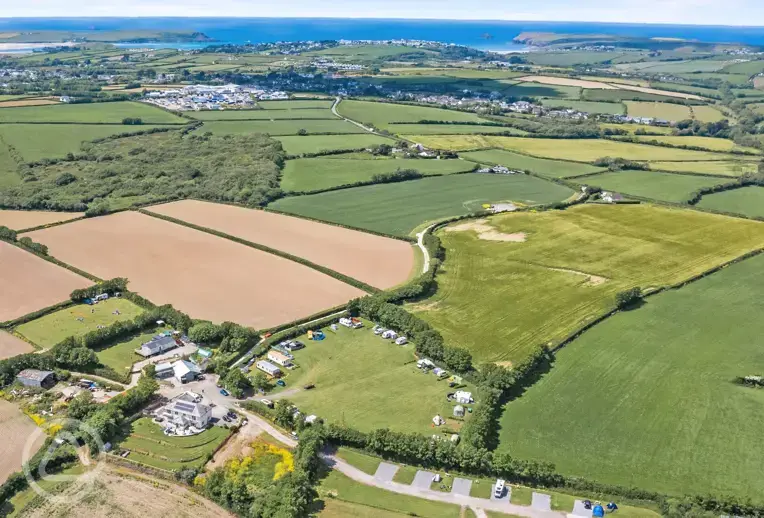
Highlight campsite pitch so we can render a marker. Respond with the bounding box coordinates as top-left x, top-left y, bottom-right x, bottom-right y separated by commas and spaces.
26, 212, 364, 329
0, 240, 92, 323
